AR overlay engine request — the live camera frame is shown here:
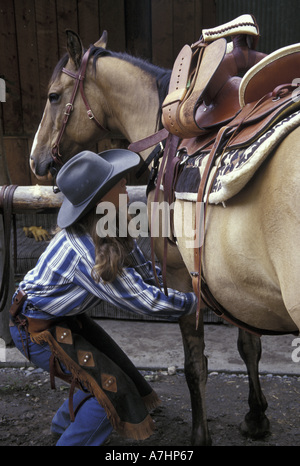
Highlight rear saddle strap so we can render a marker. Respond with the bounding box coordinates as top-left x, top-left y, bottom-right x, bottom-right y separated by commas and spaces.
191, 127, 229, 327
0, 185, 18, 312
